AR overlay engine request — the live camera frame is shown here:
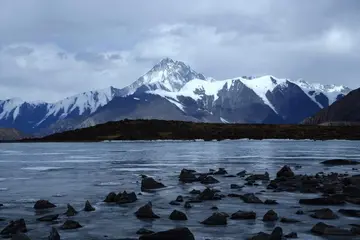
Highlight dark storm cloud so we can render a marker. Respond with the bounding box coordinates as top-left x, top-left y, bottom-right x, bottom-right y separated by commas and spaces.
0, 0, 359, 101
